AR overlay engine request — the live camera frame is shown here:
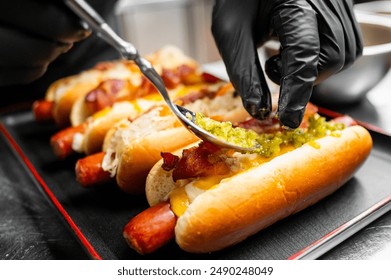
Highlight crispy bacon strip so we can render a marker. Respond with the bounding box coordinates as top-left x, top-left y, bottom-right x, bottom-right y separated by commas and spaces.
236, 118, 281, 134
236, 102, 319, 133
175, 88, 217, 105
137, 76, 158, 96
161, 152, 179, 171
162, 65, 216, 88
85, 79, 126, 114
163, 142, 230, 181
162, 104, 320, 181
167, 64, 202, 87
162, 68, 181, 89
